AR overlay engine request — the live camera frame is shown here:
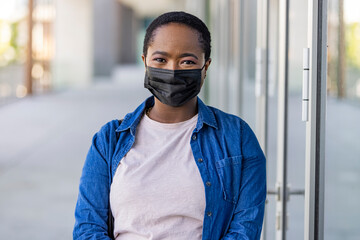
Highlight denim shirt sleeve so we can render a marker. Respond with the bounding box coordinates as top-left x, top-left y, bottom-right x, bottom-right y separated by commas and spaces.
73, 126, 113, 240
221, 121, 267, 240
